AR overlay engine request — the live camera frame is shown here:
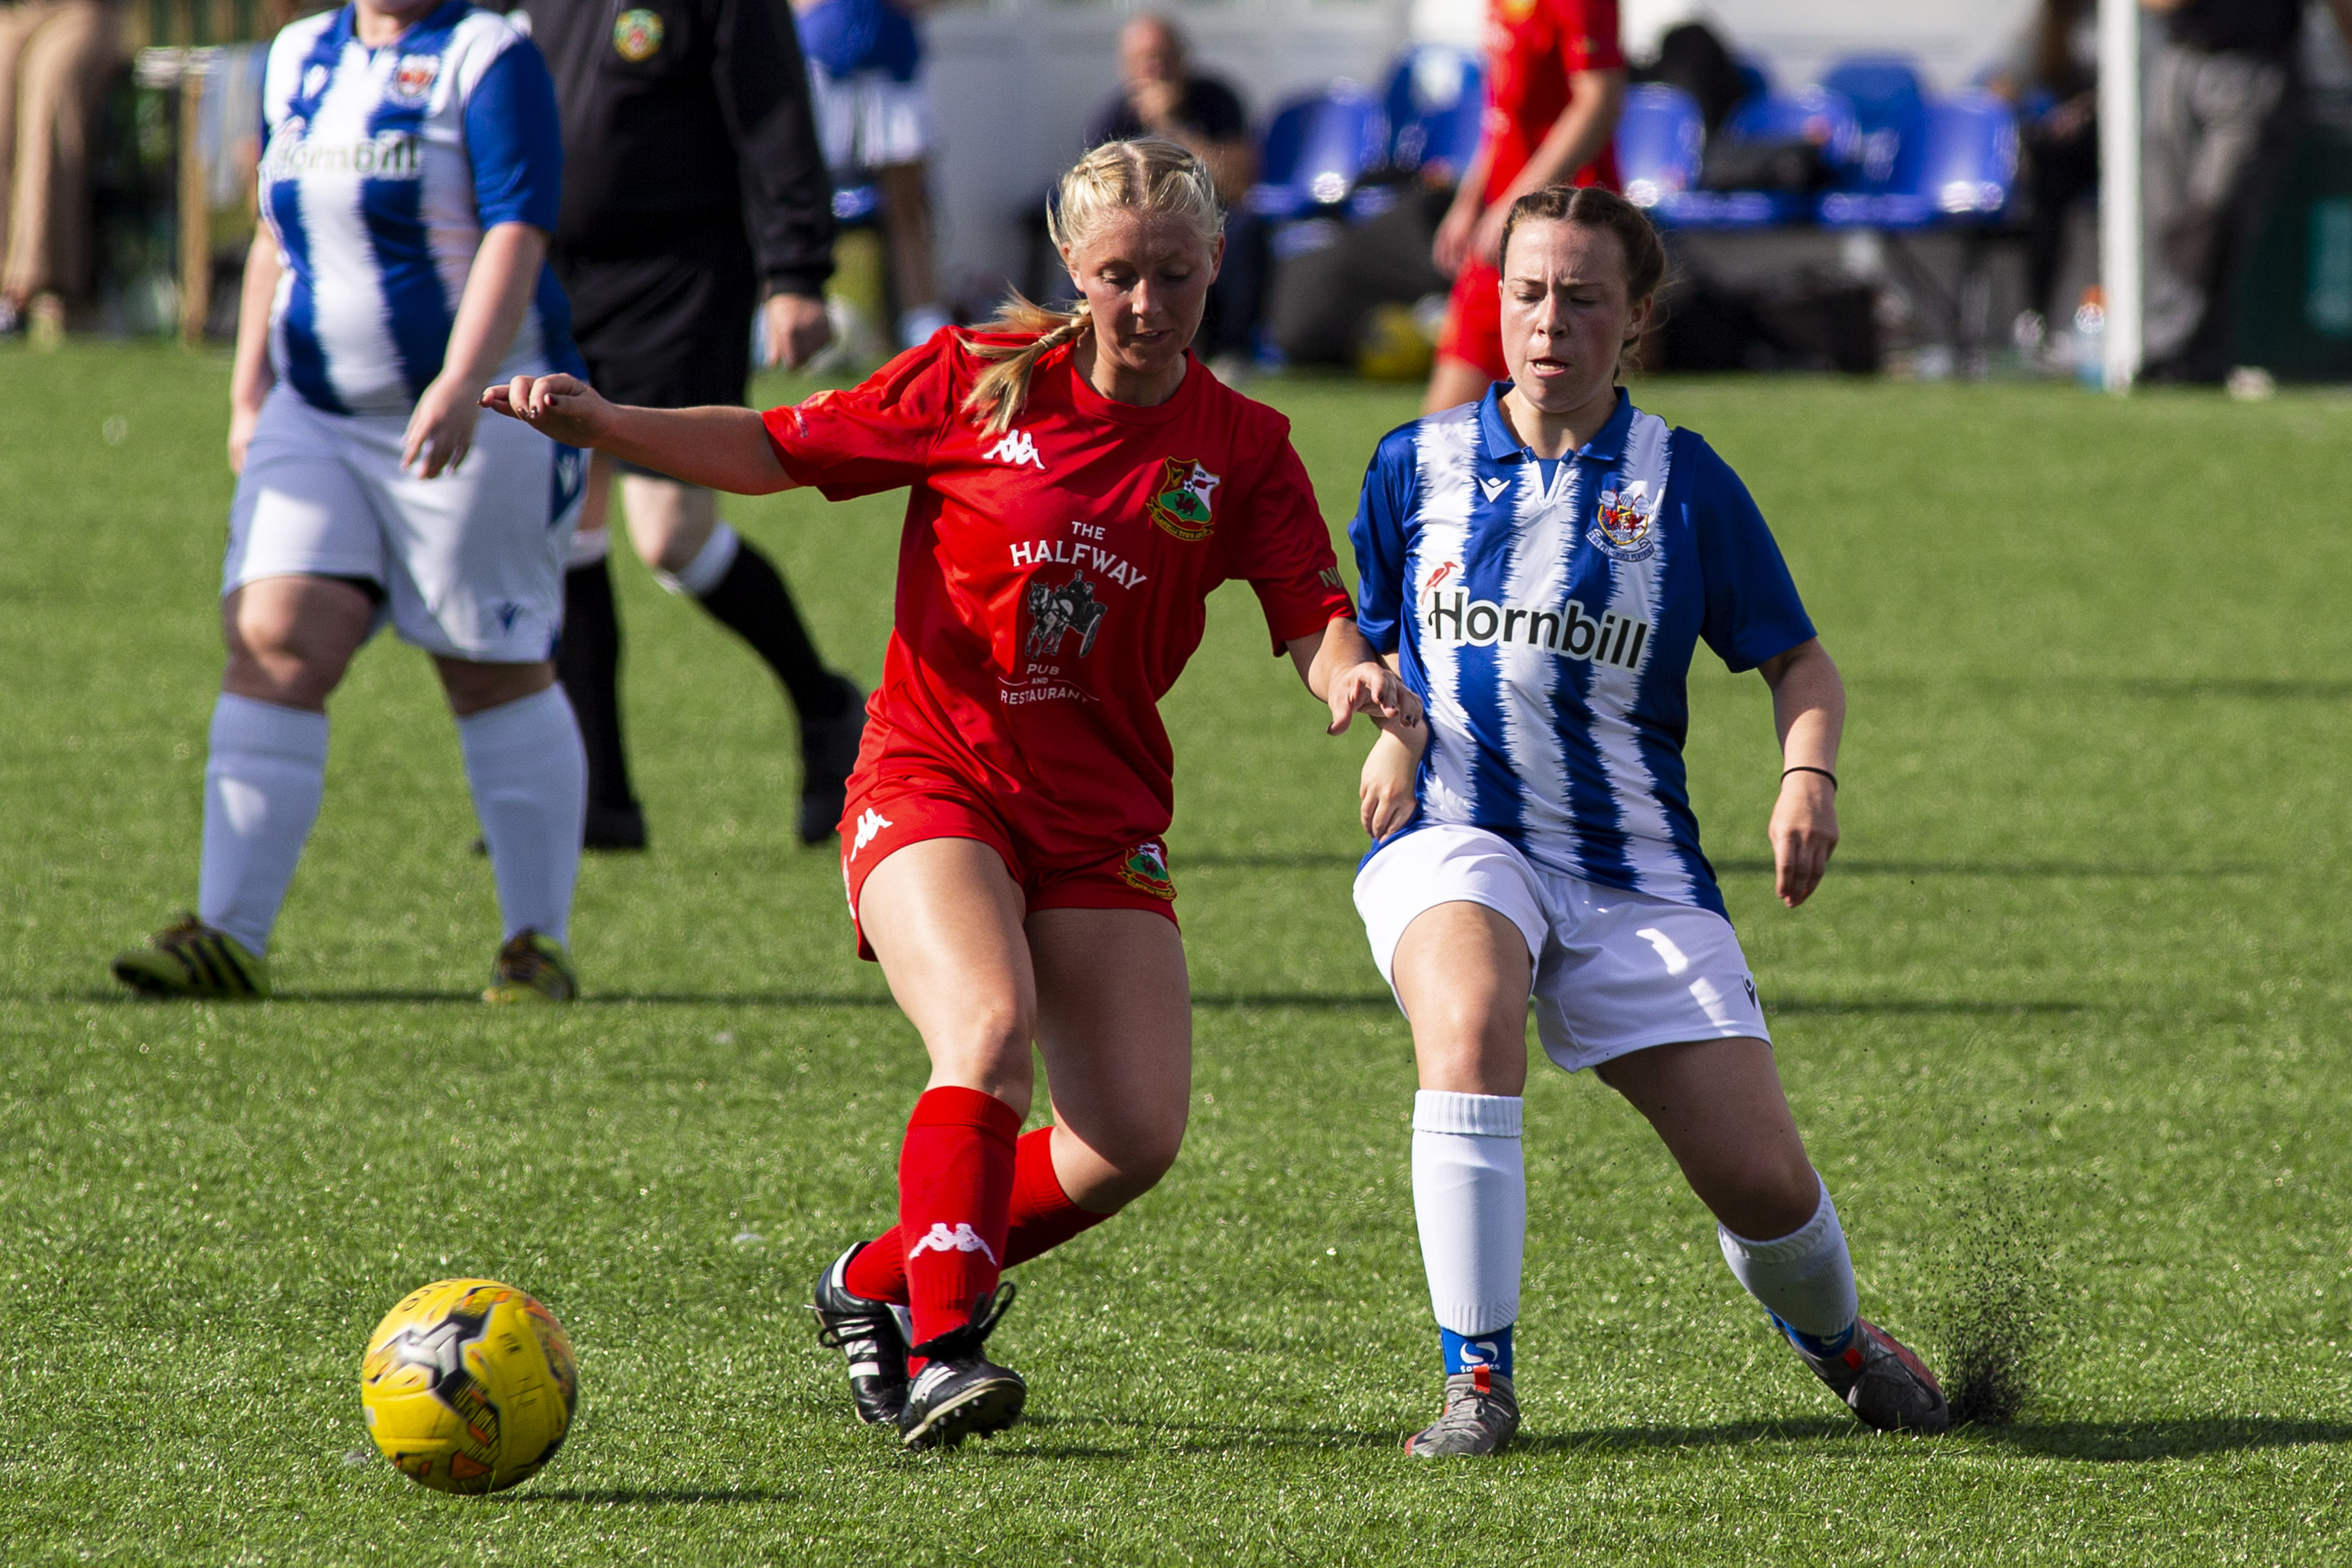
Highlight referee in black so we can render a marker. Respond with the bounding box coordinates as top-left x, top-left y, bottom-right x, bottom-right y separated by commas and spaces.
522, 0, 864, 848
